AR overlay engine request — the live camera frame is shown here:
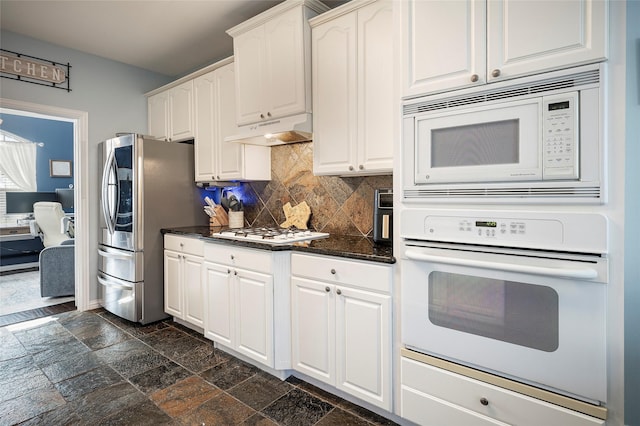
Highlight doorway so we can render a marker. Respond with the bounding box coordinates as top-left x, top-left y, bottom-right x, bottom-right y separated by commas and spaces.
0, 98, 89, 316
